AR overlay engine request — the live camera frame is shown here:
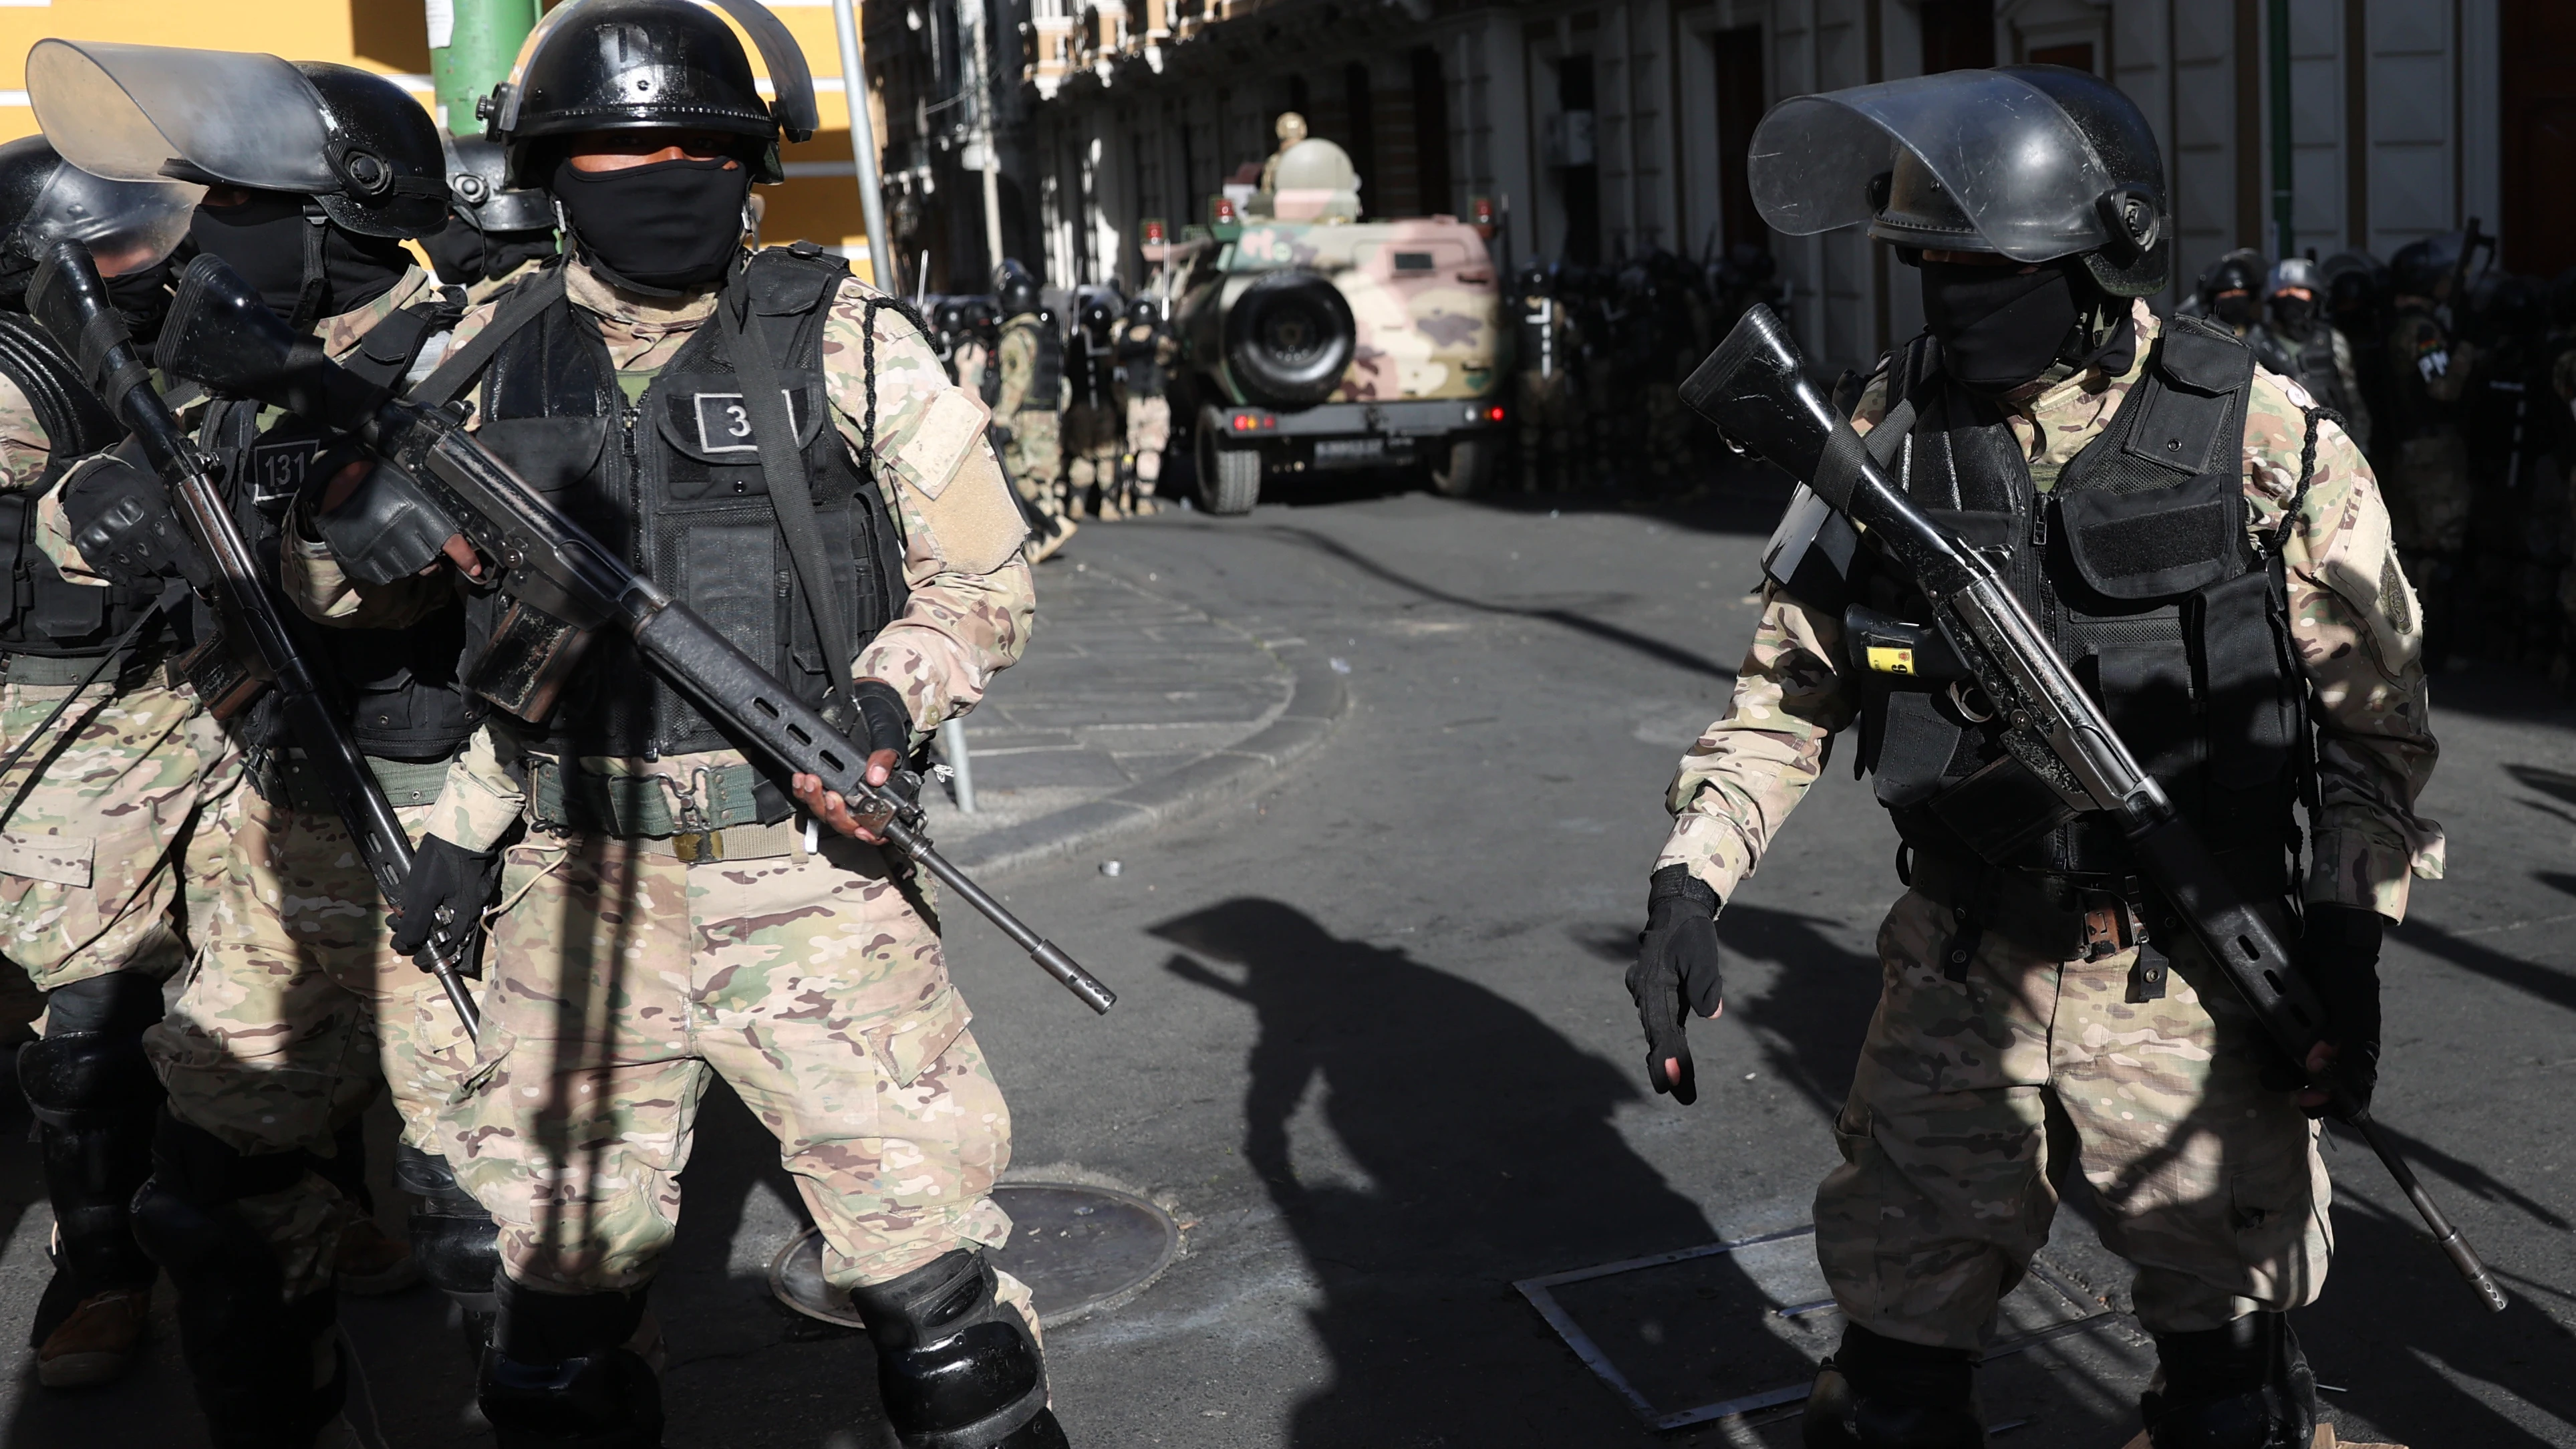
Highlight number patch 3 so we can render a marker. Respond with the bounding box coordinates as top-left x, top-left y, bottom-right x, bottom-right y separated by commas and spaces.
692, 390, 801, 454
